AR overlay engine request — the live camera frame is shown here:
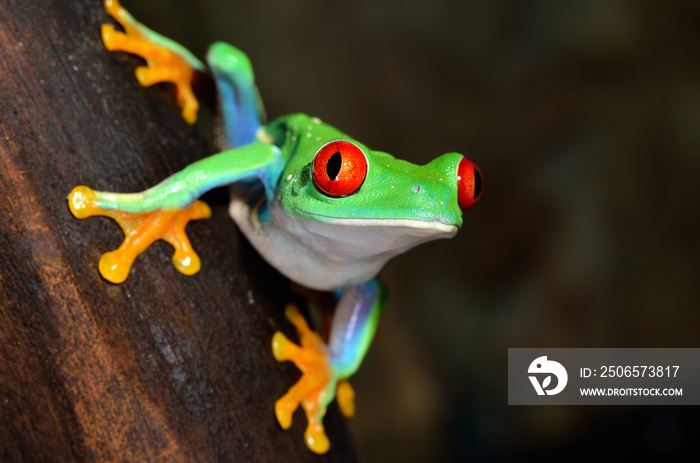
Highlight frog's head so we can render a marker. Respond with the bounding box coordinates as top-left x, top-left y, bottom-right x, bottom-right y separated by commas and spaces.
274, 117, 481, 258
283, 139, 481, 226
